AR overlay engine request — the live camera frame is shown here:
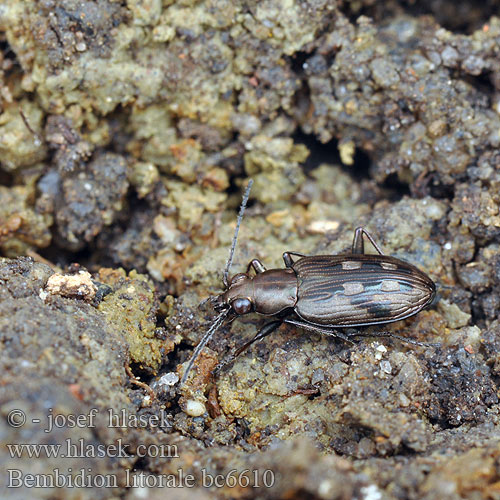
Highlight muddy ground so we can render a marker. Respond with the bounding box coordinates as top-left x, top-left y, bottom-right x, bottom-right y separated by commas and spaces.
1, 1, 500, 499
